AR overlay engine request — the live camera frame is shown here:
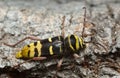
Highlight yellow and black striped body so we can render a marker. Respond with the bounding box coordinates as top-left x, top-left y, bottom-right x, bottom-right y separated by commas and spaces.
64, 34, 86, 54
16, 34, 86, 59
16, 36, 64, 59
